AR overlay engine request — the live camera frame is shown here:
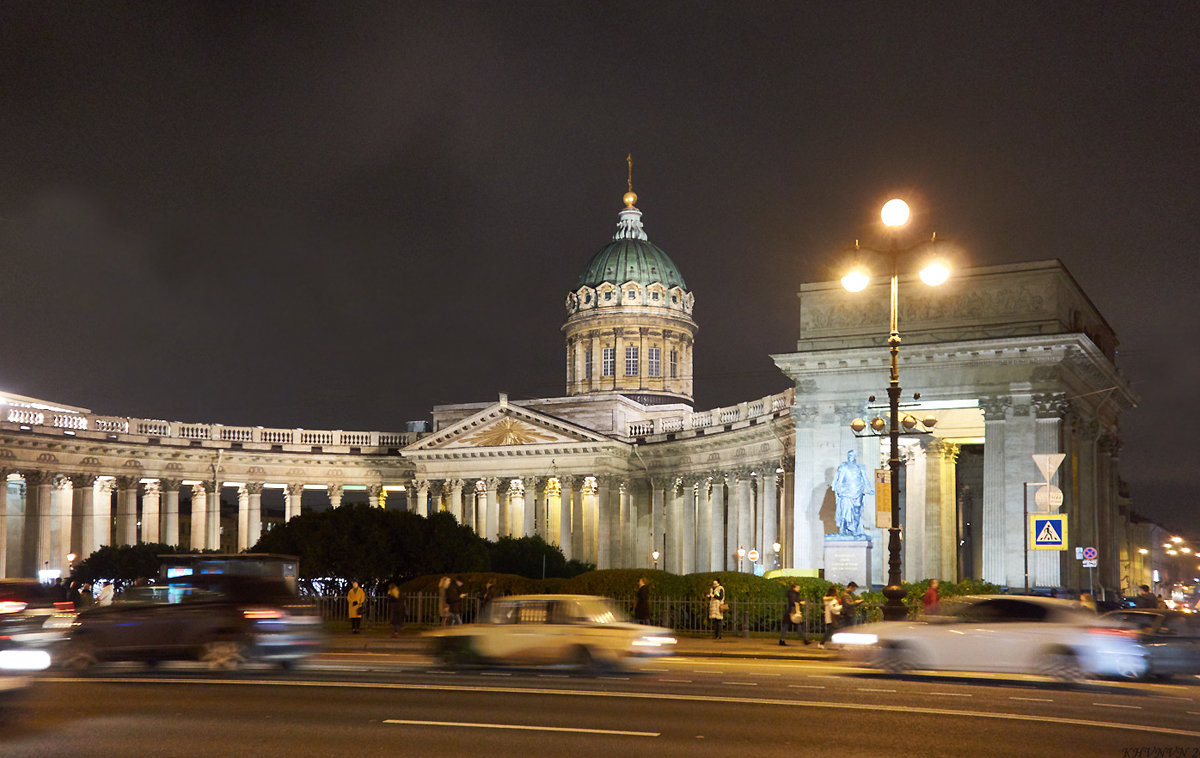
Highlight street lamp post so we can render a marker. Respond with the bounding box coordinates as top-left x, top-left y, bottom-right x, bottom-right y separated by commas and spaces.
842, 198, 952, 622
651, 550, 660, 570
773, 541, 782, 570
736, 546, 746, 573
